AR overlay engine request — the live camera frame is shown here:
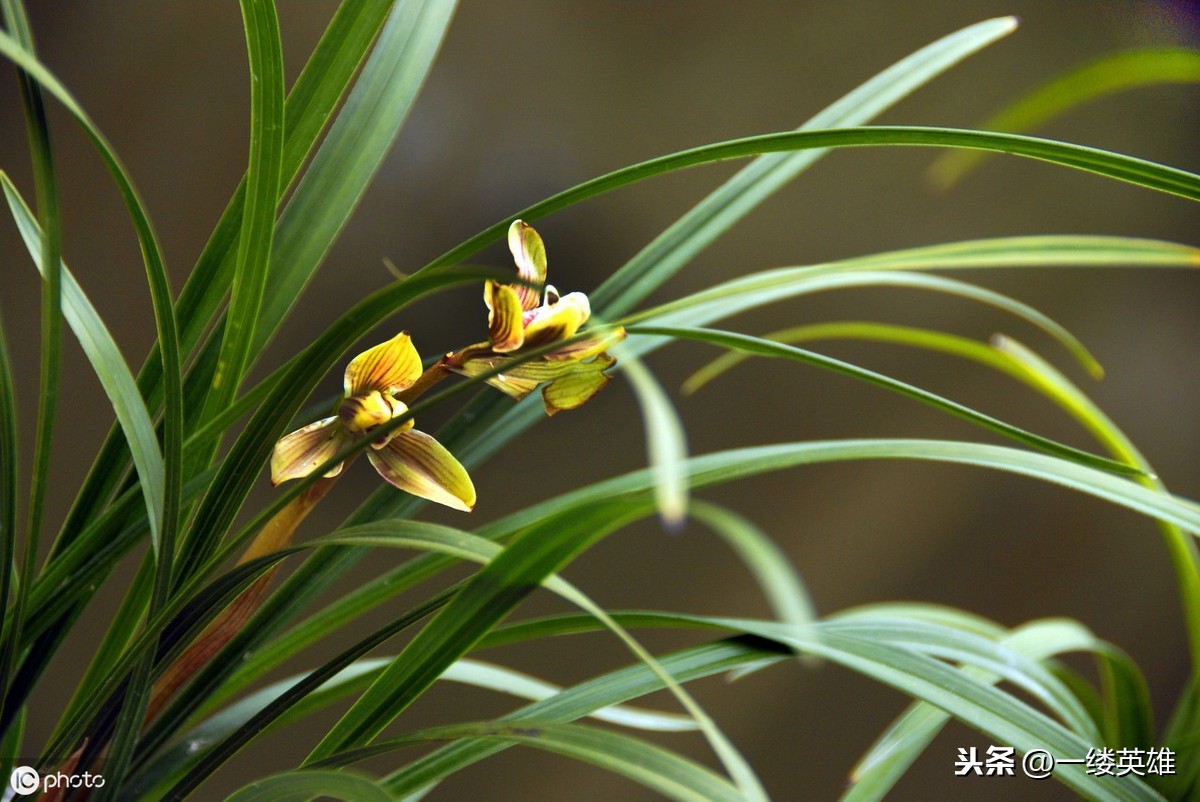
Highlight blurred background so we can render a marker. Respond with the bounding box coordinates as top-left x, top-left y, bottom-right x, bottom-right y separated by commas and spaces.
1, 1, 1198, 798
